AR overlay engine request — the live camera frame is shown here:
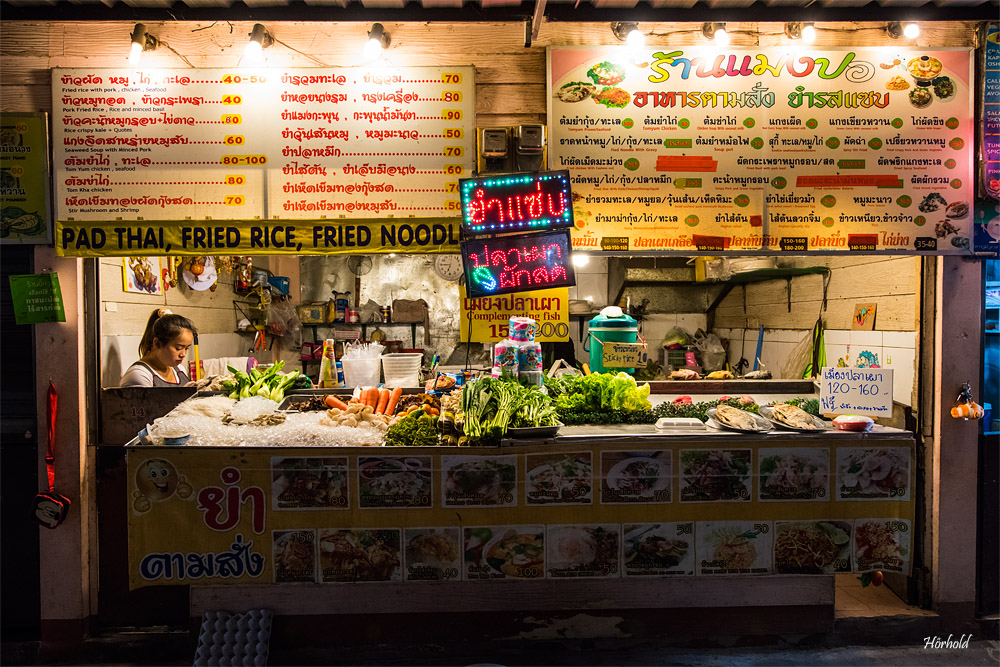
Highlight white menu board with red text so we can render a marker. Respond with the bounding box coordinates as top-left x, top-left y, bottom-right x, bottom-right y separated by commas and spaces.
549, 47, 974, 254
53, 68, 474, 252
